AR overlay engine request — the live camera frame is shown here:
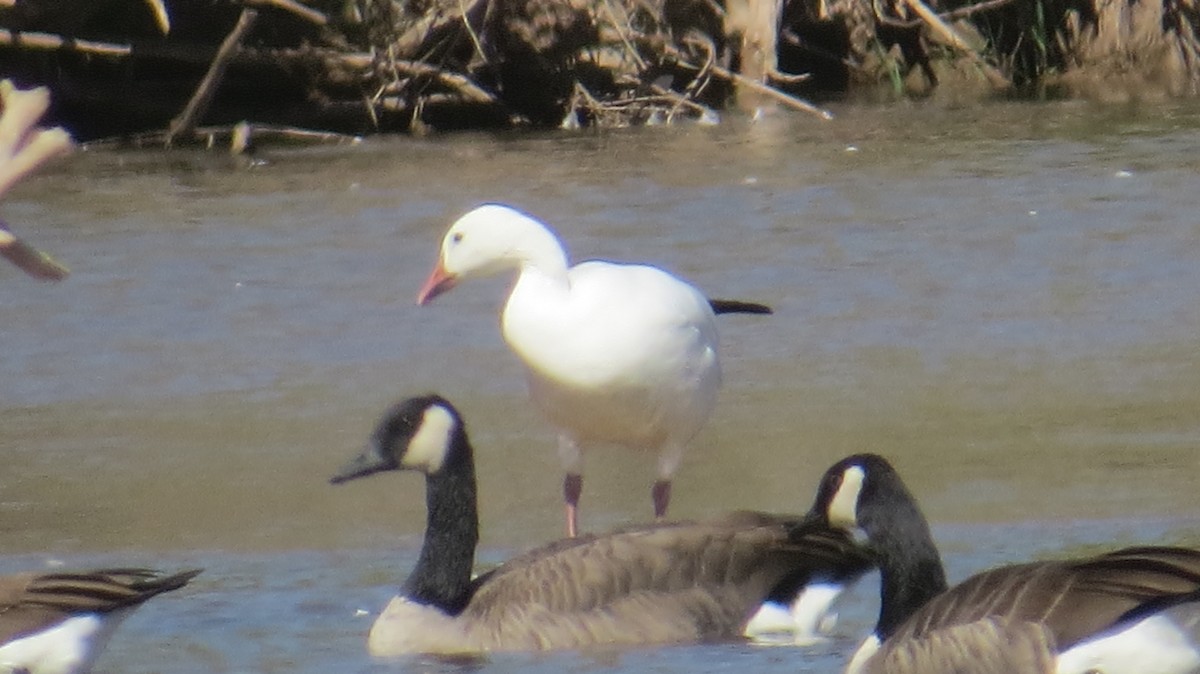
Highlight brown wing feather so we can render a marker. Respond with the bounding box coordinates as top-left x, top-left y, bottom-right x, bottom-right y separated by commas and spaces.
888, 546, 1200, 652
869, 617, 1056, 674
459, 515, 869, 650
0, 568, 201, 643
